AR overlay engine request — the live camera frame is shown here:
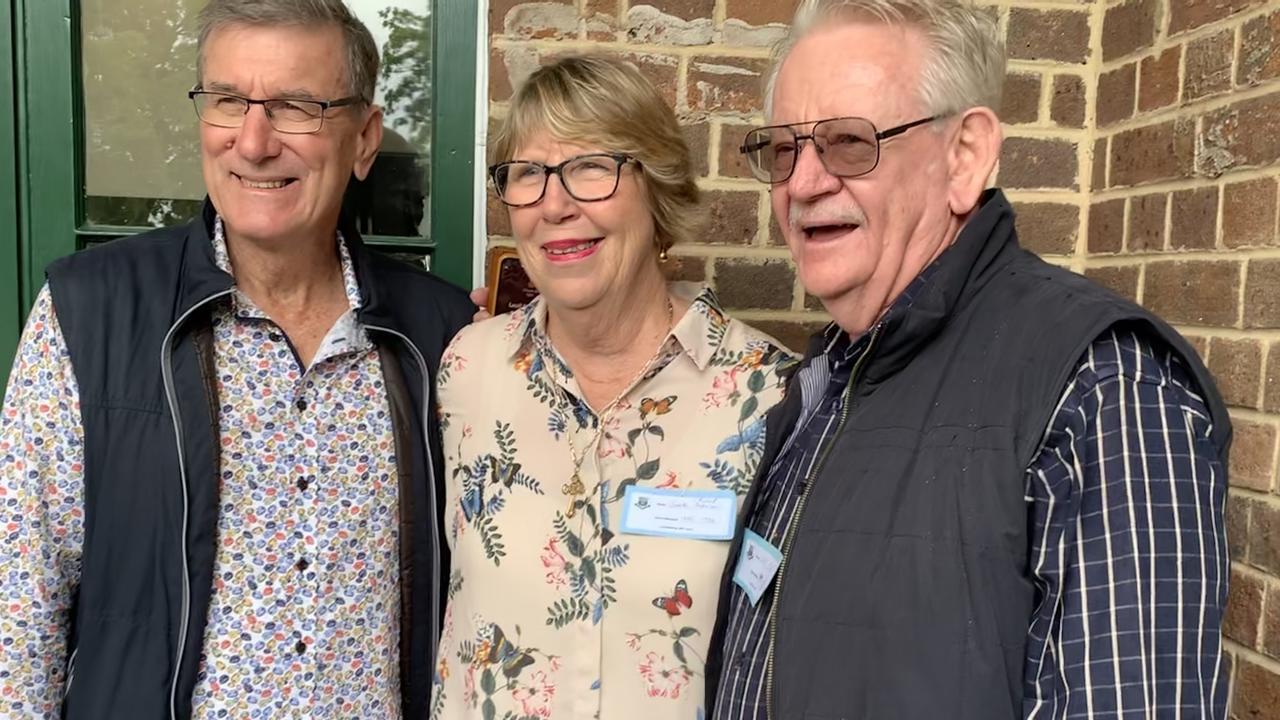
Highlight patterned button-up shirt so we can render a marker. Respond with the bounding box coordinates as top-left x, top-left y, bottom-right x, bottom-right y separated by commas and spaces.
714, 316, 1228, 720
430, 284, 795, 720
0, 220, 403, 719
